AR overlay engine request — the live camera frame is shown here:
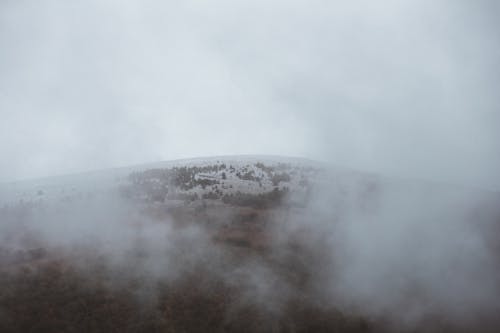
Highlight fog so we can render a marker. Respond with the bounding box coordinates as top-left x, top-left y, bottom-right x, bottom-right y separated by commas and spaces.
302, 176, 500, 329
2, 164, 499, 331
1, 0, 499, 190
1, 1, 500, 332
